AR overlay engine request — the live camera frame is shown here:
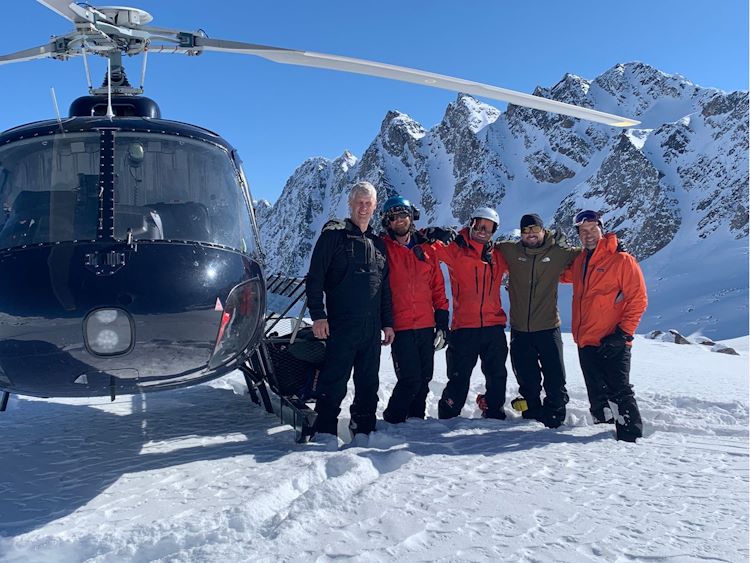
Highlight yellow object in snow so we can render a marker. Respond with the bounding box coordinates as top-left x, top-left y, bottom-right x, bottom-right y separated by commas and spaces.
511, 397, 528, 413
